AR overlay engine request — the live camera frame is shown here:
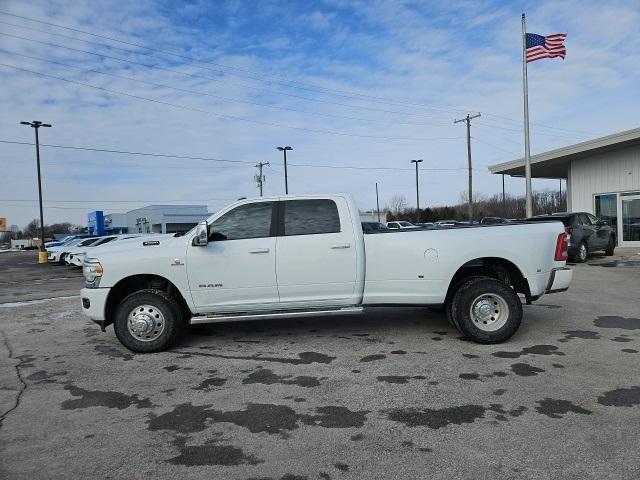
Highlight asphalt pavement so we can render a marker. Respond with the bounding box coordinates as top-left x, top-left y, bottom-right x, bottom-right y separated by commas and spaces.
1, 249, 639, 479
